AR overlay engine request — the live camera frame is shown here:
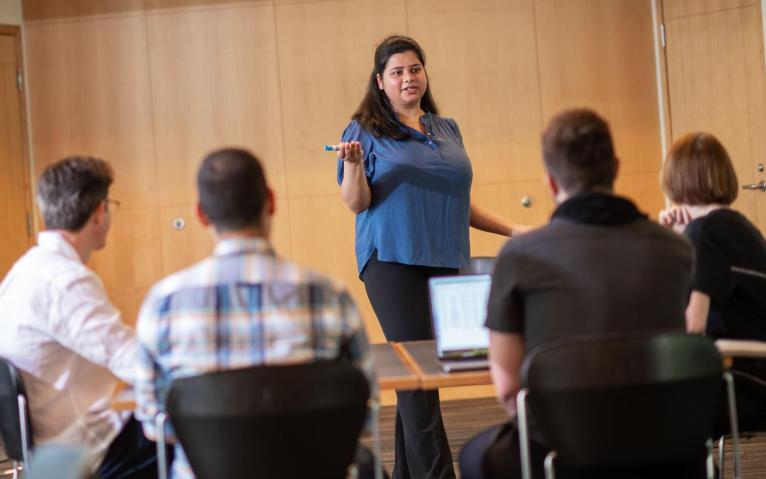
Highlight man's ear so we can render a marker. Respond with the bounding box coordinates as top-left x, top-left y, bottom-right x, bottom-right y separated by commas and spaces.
196, 202, 211, 227
91, 200, 107, 226
544, 172, 559, 197
266, 188, 276, 217
613, 157, 621, 181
